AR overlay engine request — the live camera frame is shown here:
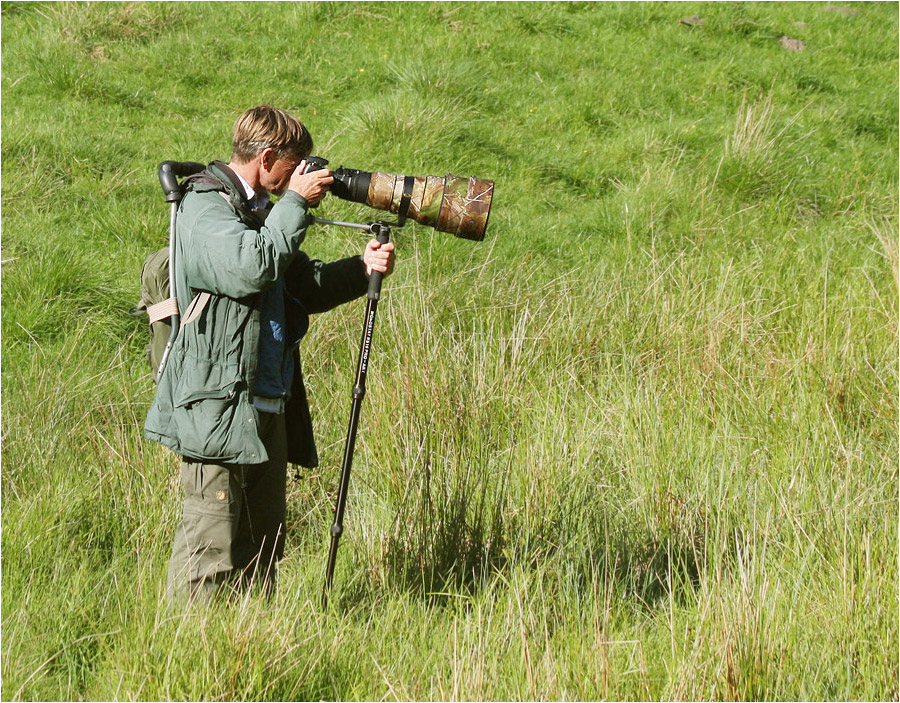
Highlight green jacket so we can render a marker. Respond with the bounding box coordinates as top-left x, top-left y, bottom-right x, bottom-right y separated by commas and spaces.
144, 162, 369, 466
